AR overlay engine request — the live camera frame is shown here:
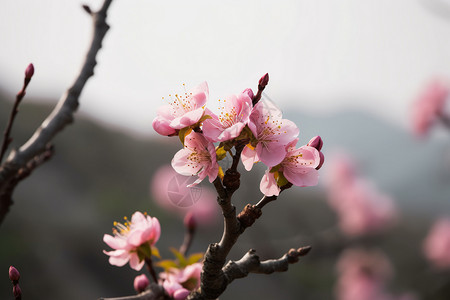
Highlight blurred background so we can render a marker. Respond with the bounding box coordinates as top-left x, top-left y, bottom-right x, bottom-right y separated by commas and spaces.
1, 0, 450, 299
